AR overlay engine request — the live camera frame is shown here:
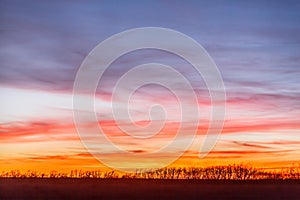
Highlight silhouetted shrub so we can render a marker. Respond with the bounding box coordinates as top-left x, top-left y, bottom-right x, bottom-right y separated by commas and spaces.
1, 164, 299, 180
